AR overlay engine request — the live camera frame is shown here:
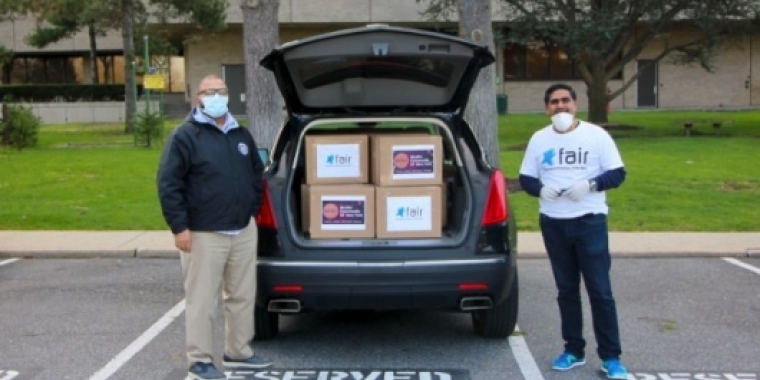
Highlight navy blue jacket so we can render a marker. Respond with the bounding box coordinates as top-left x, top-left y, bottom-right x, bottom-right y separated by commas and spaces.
157, 118, 264, 234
